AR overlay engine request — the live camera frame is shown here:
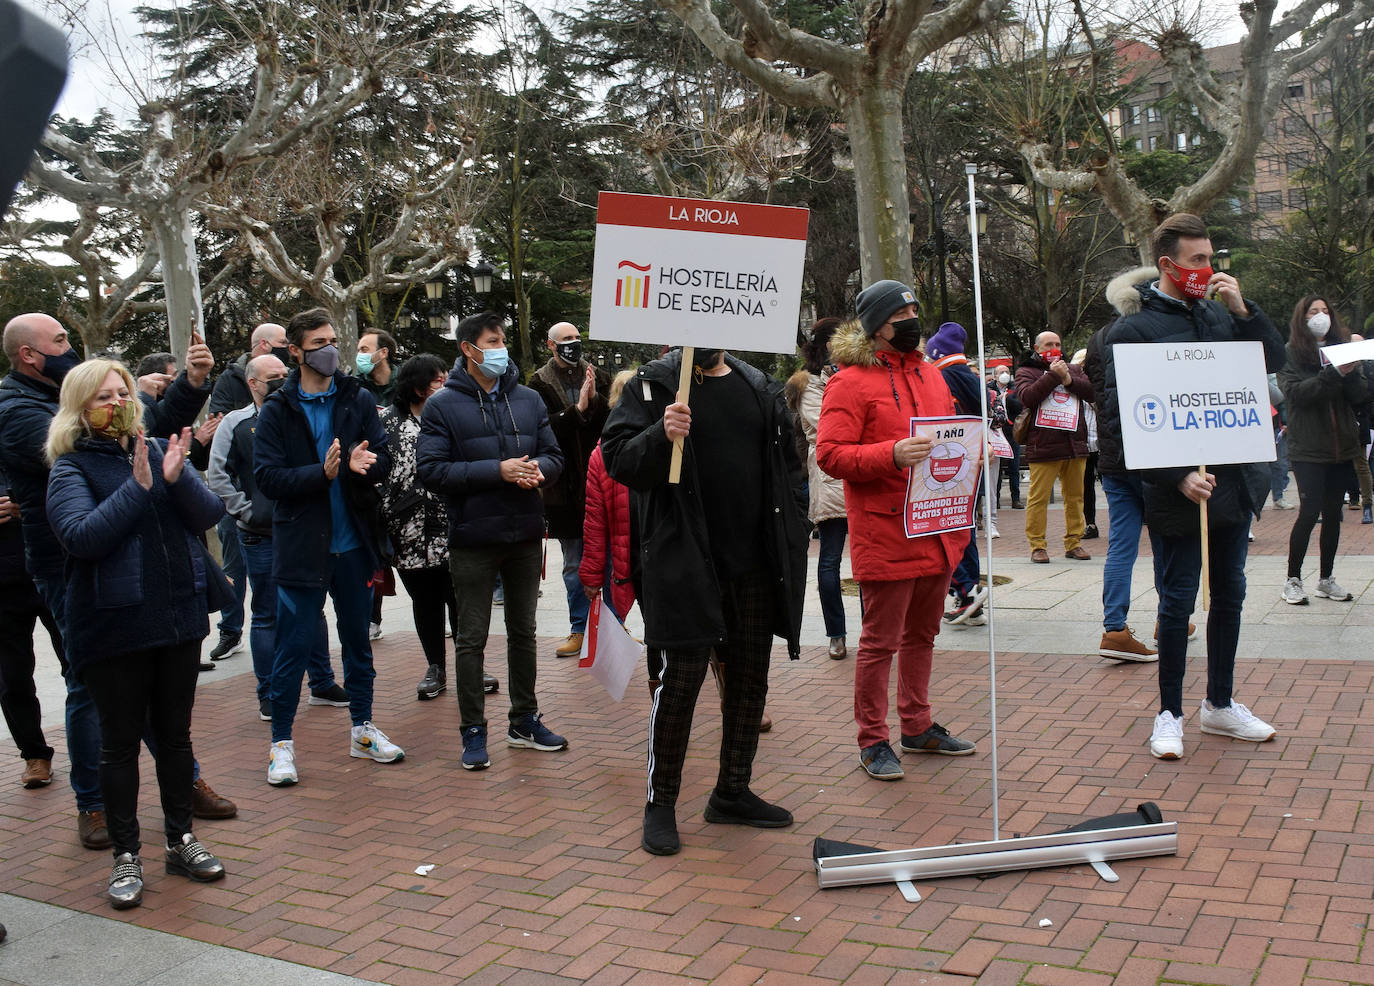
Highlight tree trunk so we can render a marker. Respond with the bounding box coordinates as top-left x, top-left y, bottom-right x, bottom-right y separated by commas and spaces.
151, 210, 204, 369
841, 82, 913, 285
